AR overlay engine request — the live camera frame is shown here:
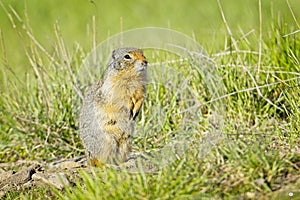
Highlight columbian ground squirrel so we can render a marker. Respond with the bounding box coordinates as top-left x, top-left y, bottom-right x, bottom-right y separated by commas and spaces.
79, 47, 148, 167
